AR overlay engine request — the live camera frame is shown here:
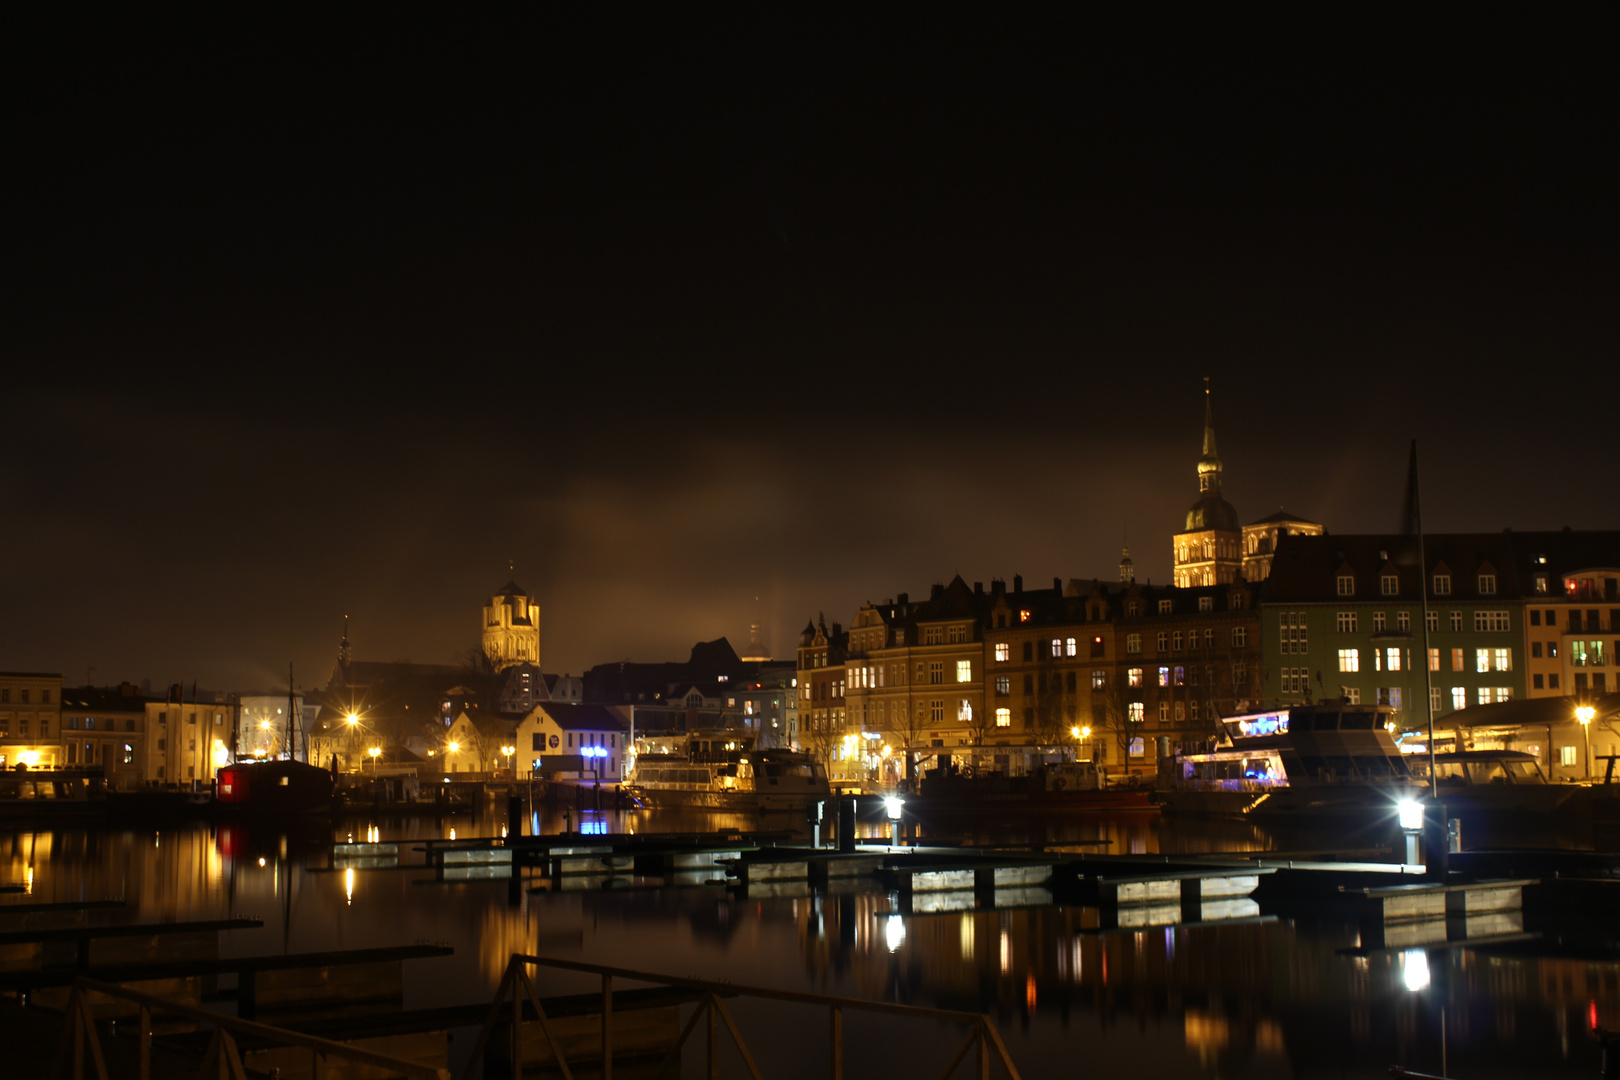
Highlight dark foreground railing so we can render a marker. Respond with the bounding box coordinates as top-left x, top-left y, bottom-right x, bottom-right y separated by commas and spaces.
466, 953, 1022, 1080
